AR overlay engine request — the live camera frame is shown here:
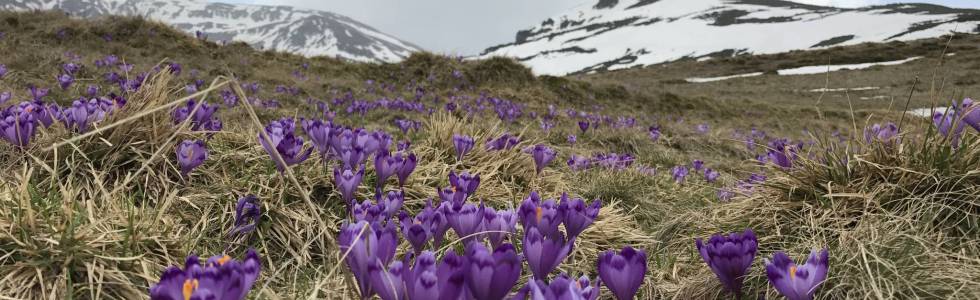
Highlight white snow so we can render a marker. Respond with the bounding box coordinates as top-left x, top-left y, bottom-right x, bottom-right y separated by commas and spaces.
807, 87, 880, 92
777, 57, 923, 75
685, 72, 763, 83
481, 0, 978, 75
